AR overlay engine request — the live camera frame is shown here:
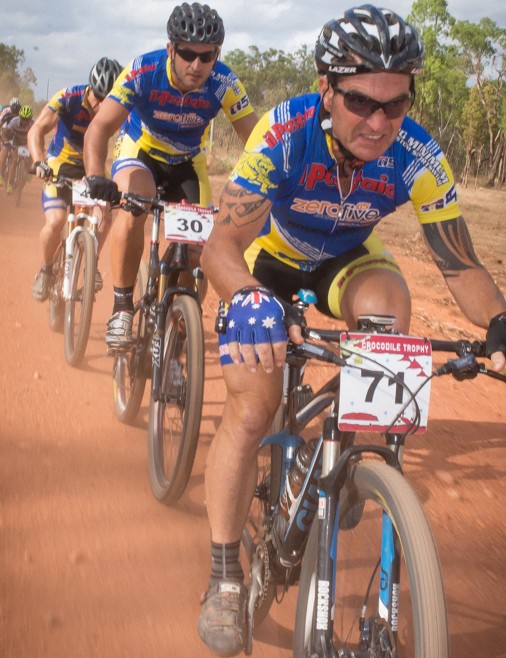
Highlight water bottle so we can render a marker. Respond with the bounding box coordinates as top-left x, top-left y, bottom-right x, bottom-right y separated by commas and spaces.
279, 438, 318, 520
272, 437, 320, 568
